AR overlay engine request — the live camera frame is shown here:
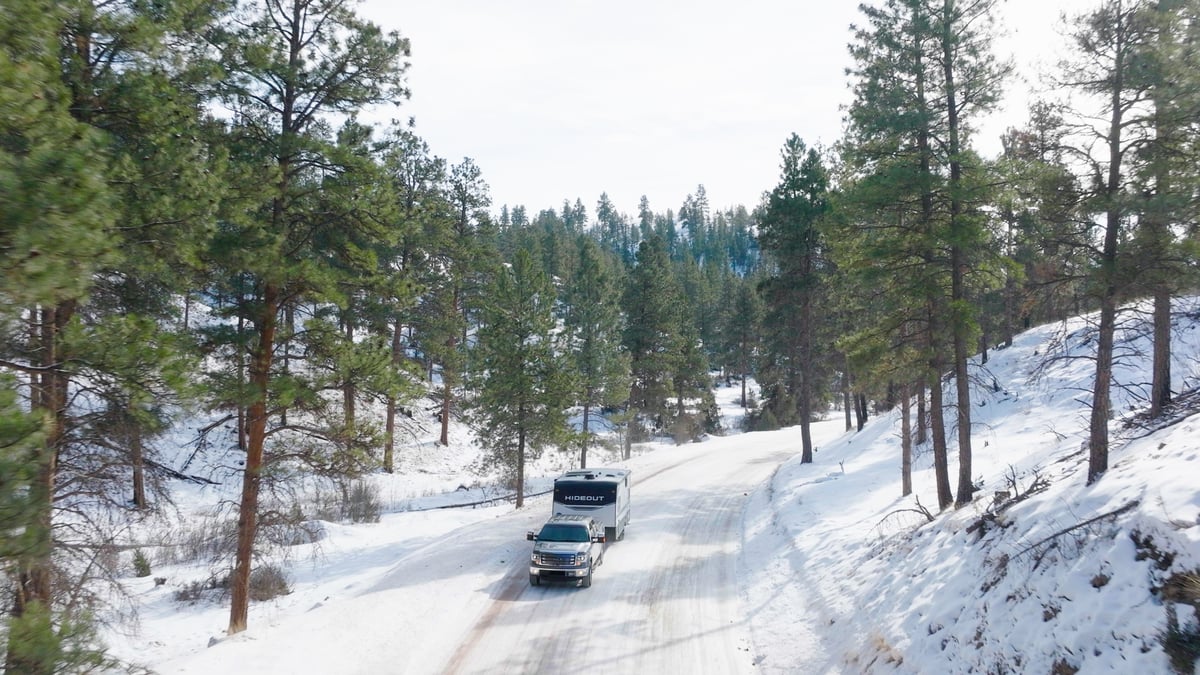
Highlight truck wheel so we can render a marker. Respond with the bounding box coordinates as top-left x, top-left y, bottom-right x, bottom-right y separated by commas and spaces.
529, 574, 540, 586
581, 570, 592, 588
